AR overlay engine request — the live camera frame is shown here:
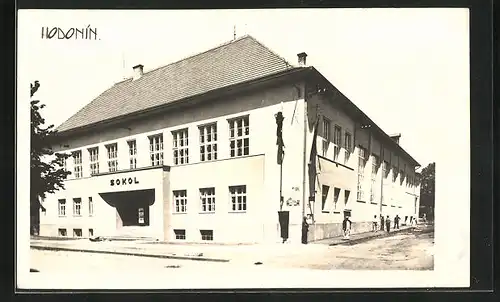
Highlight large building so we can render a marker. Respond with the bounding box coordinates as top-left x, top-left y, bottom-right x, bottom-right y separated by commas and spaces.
39, 35, 421, 244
